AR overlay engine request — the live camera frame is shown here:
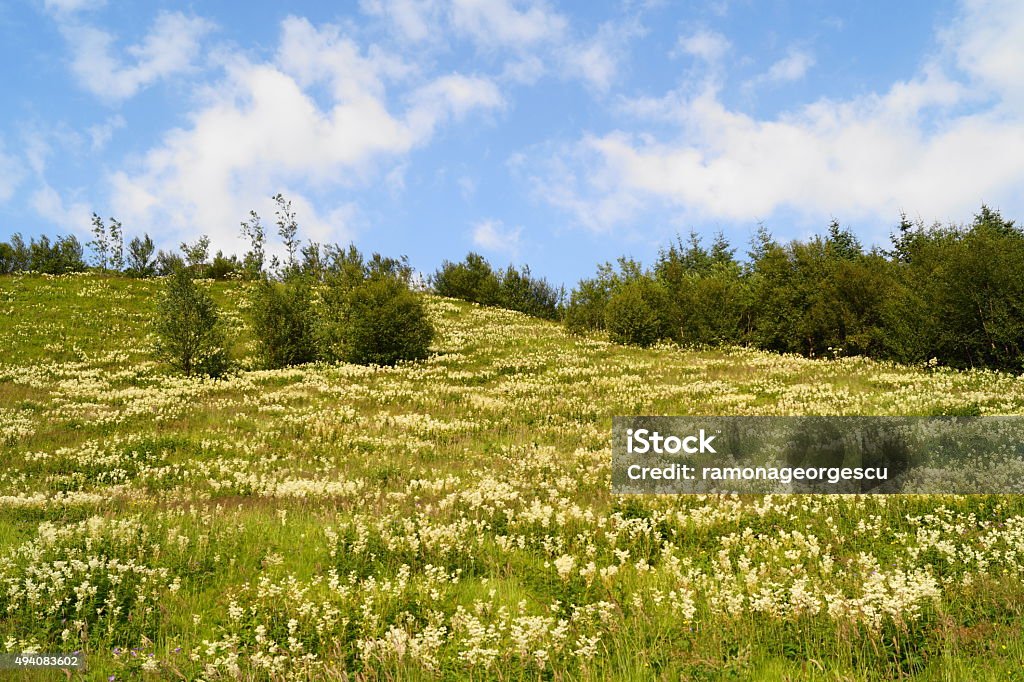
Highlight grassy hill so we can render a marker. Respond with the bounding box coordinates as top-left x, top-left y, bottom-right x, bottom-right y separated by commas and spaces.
2, 273, 1024, 680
